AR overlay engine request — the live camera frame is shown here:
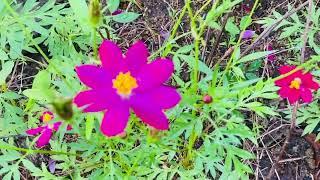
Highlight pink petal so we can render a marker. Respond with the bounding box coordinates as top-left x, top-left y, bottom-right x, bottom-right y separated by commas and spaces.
278, 86, 300, 104
26, 126, 45, 135
53, 122, 62, 131
279, 65, 297, 74
301, 72, 320, 90
132, 86, 180, 110
275, 77, 292, 87
287, 89, 300, 104
300, 88, 313, 103
278, 86, 291, 99
99, 40, 125, 76
125, 41, 148, 75
275, 69, 303, 87
36, 128, 53, 148
67, 125, 73, 131
267, 54, 276, 61
75, 65, 112, 88
136, 58, 174, 92
131, 99, 169, 130
100, 106, 130, 137
74, 89, 121, 112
